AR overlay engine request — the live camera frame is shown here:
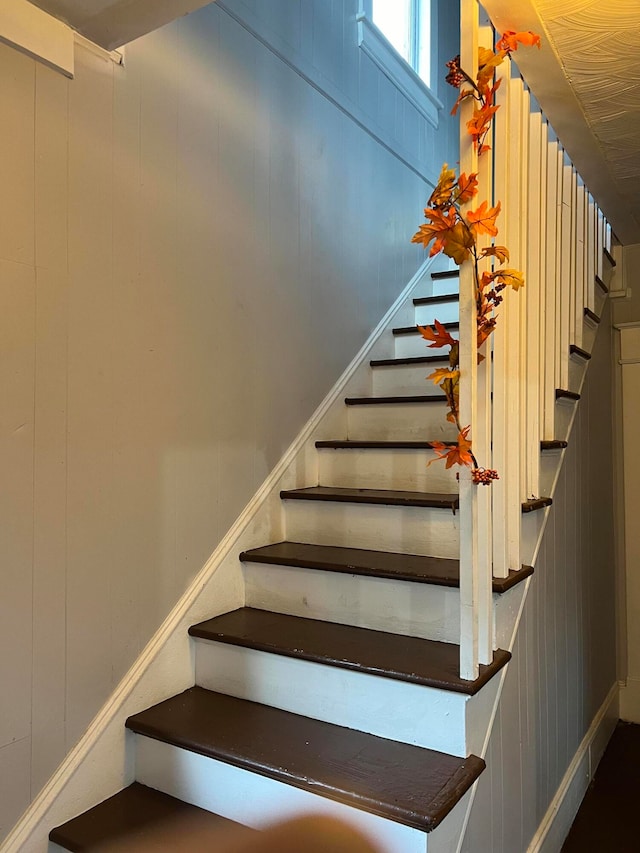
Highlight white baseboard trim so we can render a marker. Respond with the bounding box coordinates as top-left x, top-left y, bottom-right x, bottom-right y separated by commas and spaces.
619, 677, 640, 722
0, 257, 441, 853
526, 681, 619, 853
